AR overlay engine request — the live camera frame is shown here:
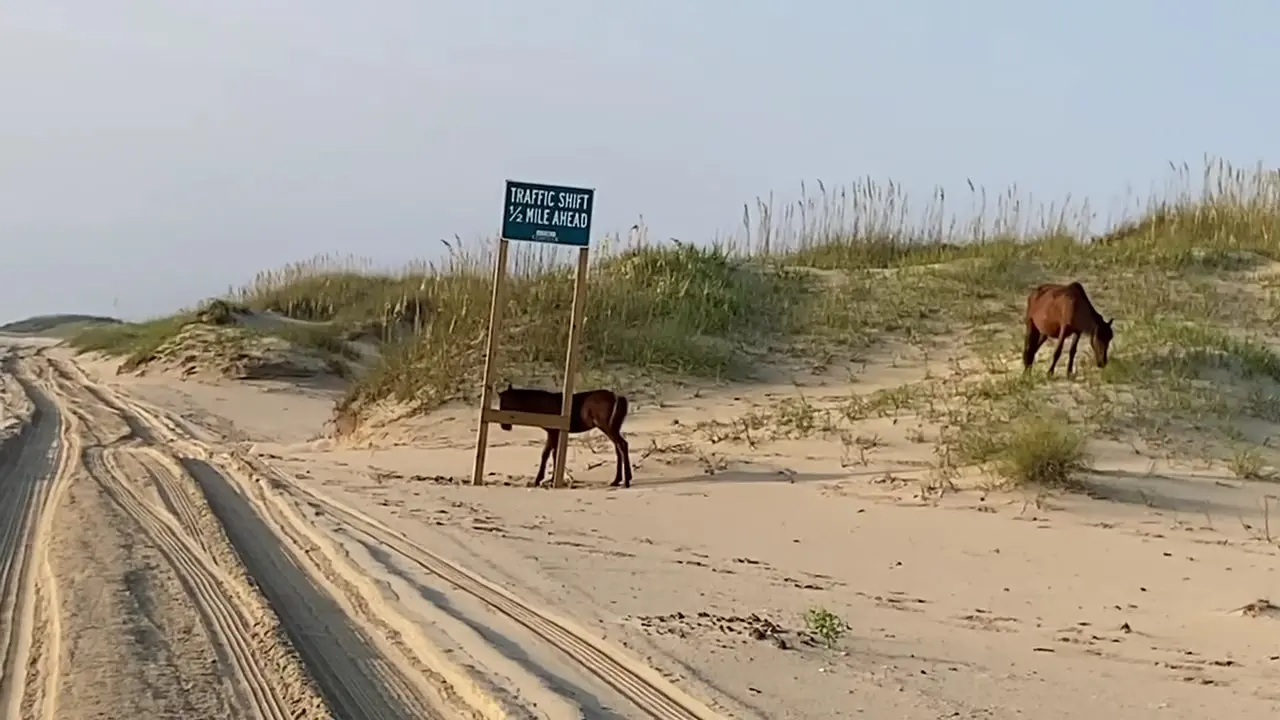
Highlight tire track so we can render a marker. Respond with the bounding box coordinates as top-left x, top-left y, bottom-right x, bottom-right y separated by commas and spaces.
0, 349, 70, 720
181, 455, 459, 720
42, 362, 214, 558
35, 354, 330, 718
85, 444, 298, 718
23, 365, 80, 720
87, 371, 726, 719
131, 446, 219, 556
272, 479, 723, 720
48, 356, 456, 719
54, 355, 725, 719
